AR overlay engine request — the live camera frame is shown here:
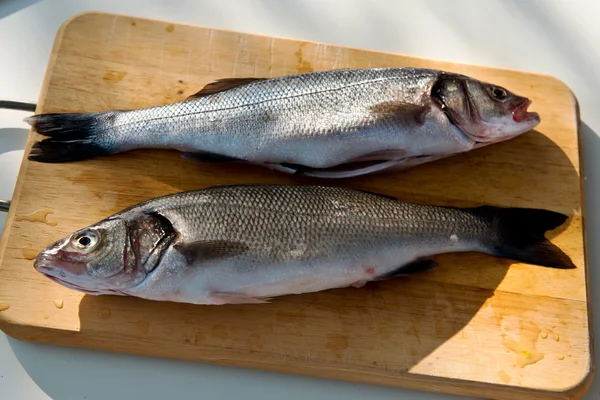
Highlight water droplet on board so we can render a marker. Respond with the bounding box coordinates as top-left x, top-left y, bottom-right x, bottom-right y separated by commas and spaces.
0, 302, 10, 311
498, 370, 511, 383
554, 334, 560, 342
21, 244, 38, 260
540, 332, 548, 339
54, 299, 63, 309
15, 210, 57, 226
557, 354, 565, 360
136, 320, 149, 335
502, 321, 544, 368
